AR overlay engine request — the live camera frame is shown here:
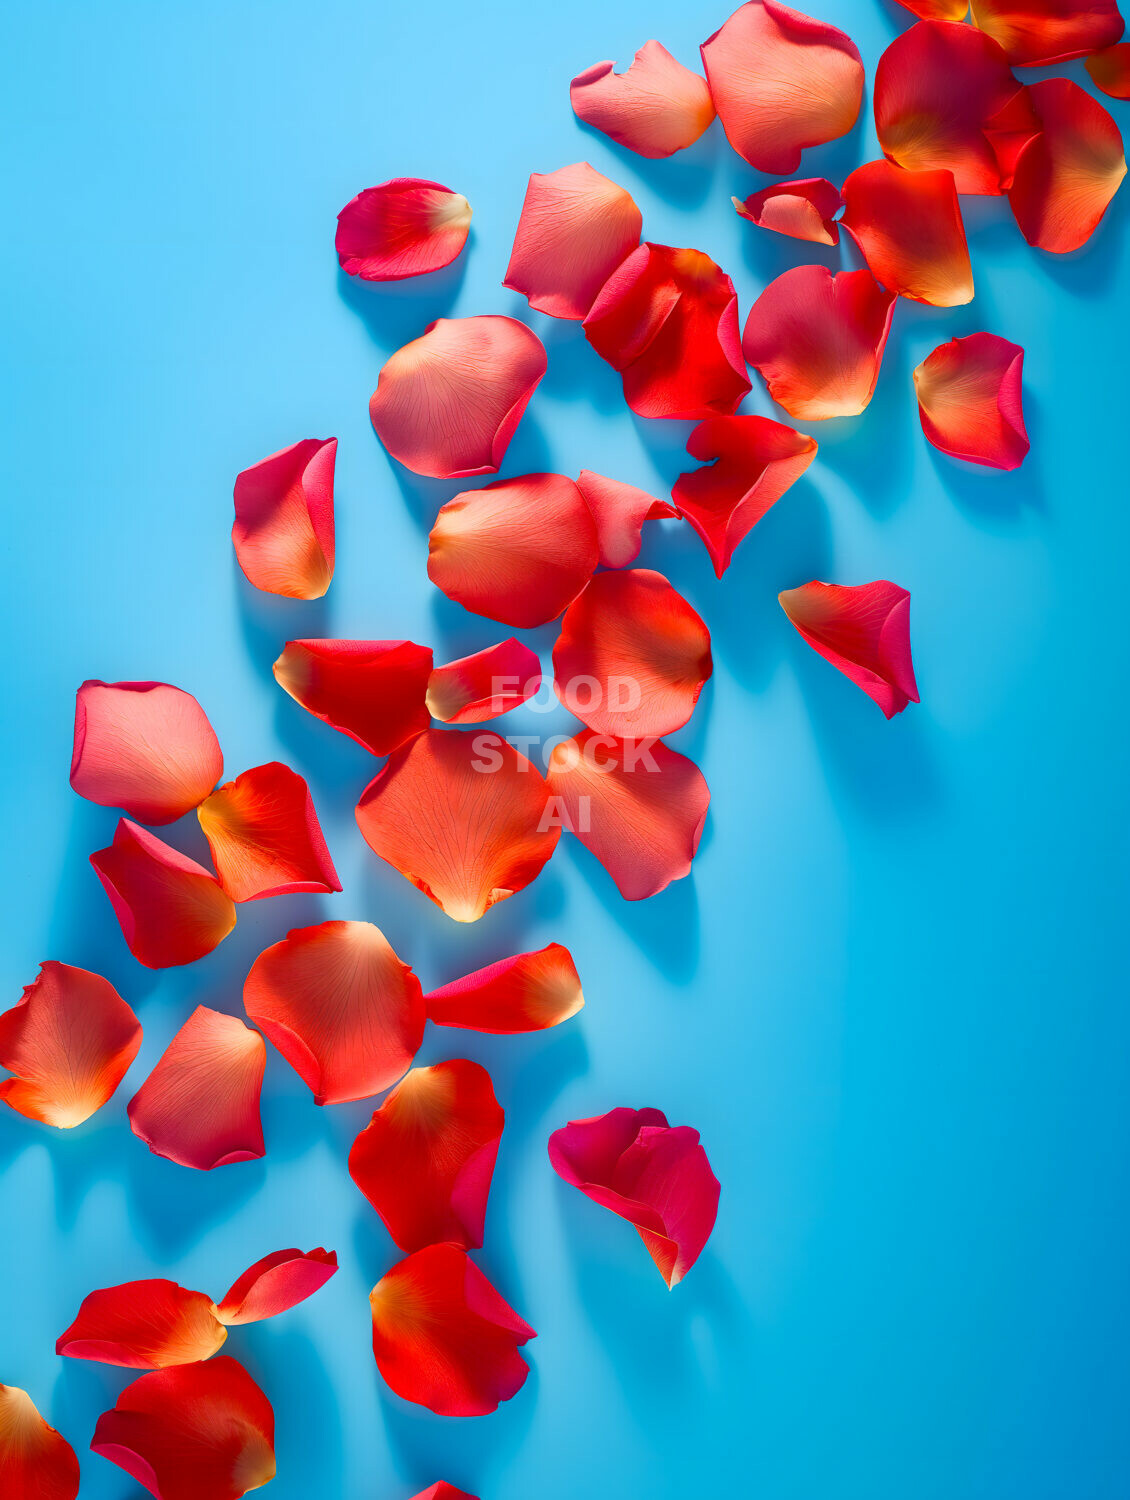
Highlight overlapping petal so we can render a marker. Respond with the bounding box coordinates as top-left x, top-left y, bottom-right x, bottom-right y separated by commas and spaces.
569, 40, 715, 159
349, 1059, 504, 1251
914, 333, 1029, 469
214, 1248, 338, 1325
56, 1280, 226, 1369
732, 178, 843, 244
243, 920, 424, 1105
370, 1244, 535, 1416
840, 160, 974, 307
369, 316, 546, 478
1087, 42, 1130, 98
336, 178, 472, 280
894, 0, 970, 18
426, 640, 542, 724
425, 943, 584, 1033
548, 1106, 721, 1286
128, 1006, 265, 1170
197, 762, 340, 902
575, 471, 677, 569
232, 437, 336, 599
0, 1385, 80, 1500
273, 638, 433, 756
971, 0, 1125, 65
701, 1, 864, 174
779, 580, 920, 718
503, 162, 642, 320
428, 474, 599, 628
71, 680, 223, 825
1007, 79, 1126, 253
